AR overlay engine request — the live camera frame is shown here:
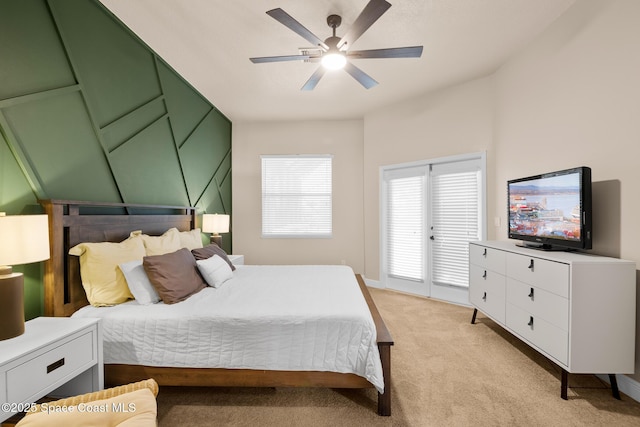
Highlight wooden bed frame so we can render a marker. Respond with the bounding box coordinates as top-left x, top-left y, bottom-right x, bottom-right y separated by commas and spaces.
39, 199, 394, 416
